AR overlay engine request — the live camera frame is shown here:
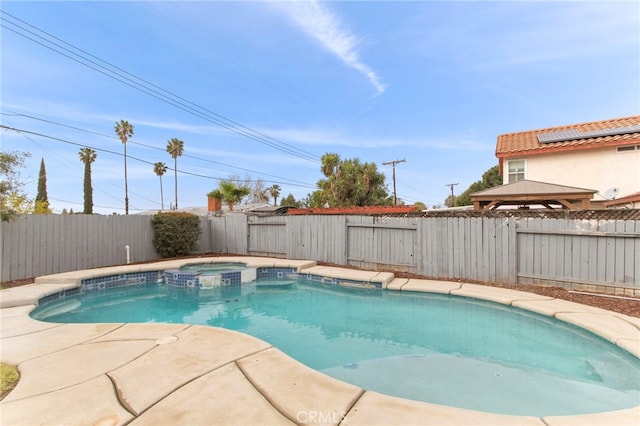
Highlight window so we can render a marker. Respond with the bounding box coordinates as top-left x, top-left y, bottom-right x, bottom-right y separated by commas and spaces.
507, 160, 525, 183
617, 145, 640, 152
